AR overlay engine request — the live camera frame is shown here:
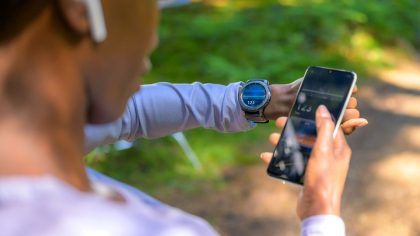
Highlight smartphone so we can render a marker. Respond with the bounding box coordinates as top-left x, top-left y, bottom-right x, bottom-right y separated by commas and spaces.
266, 66, 357, 185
